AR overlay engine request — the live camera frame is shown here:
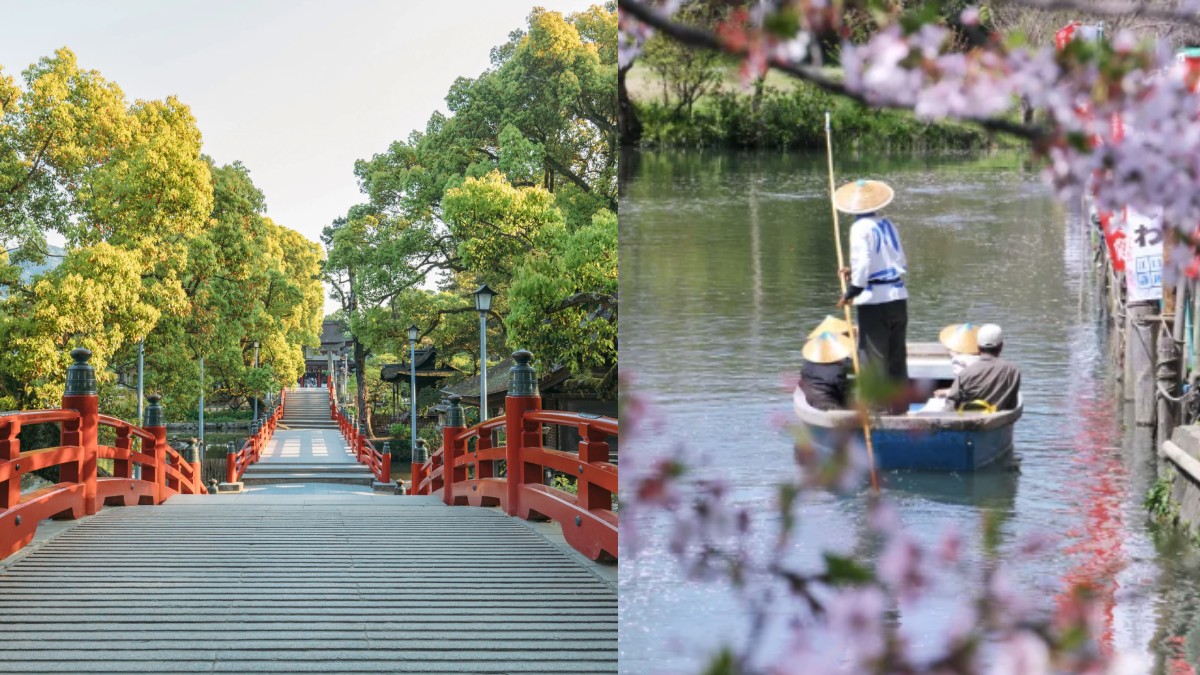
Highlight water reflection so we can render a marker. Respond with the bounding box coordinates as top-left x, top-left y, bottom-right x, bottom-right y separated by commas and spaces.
619, 149, 1180, 671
